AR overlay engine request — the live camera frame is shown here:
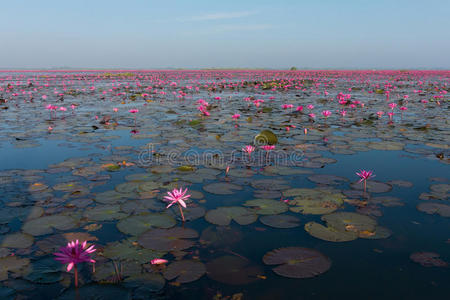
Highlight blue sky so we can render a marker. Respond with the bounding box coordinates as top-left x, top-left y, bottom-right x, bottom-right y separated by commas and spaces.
1, 0, 449, 69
